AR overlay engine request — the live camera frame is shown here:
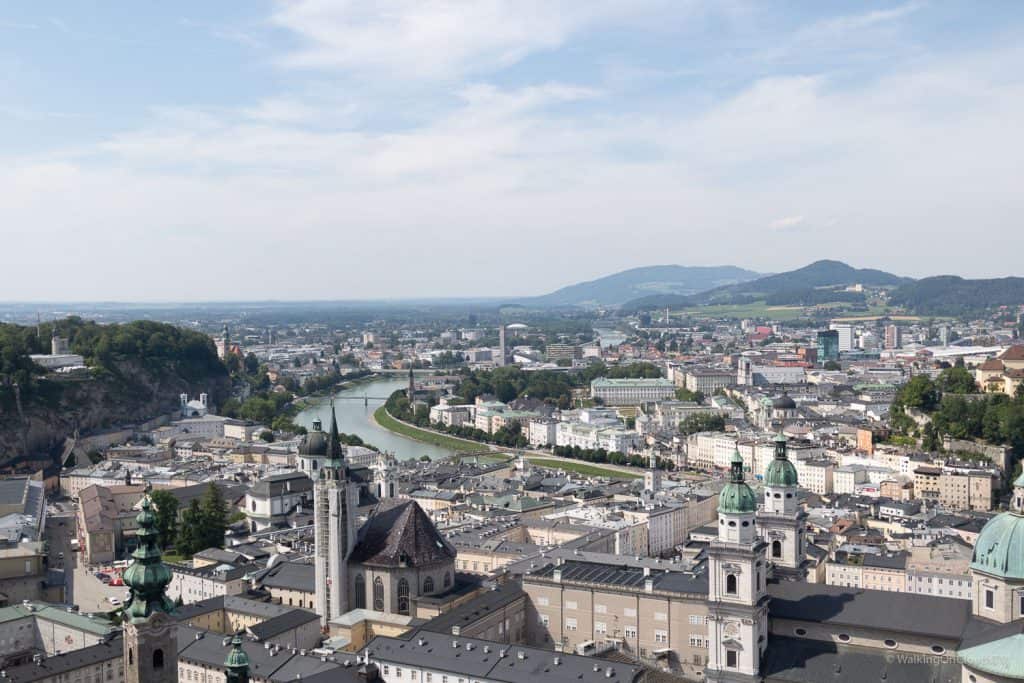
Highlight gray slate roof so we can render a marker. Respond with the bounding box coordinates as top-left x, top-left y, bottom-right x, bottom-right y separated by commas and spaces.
767, 580, 971, 640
